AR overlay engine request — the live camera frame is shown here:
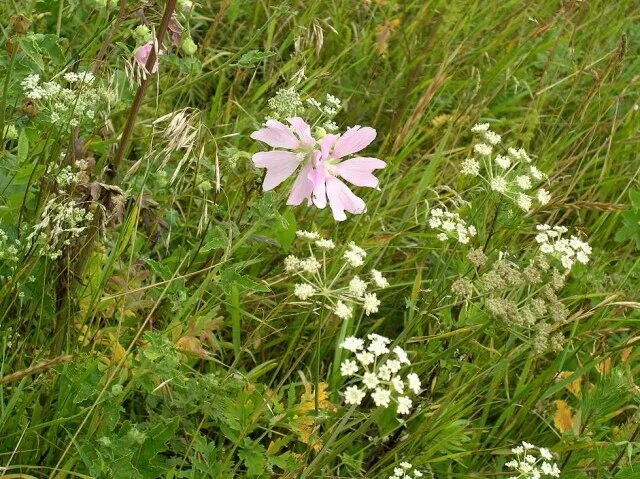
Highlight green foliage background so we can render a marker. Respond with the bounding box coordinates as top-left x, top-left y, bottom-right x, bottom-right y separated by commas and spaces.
0, 0, 639, 478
